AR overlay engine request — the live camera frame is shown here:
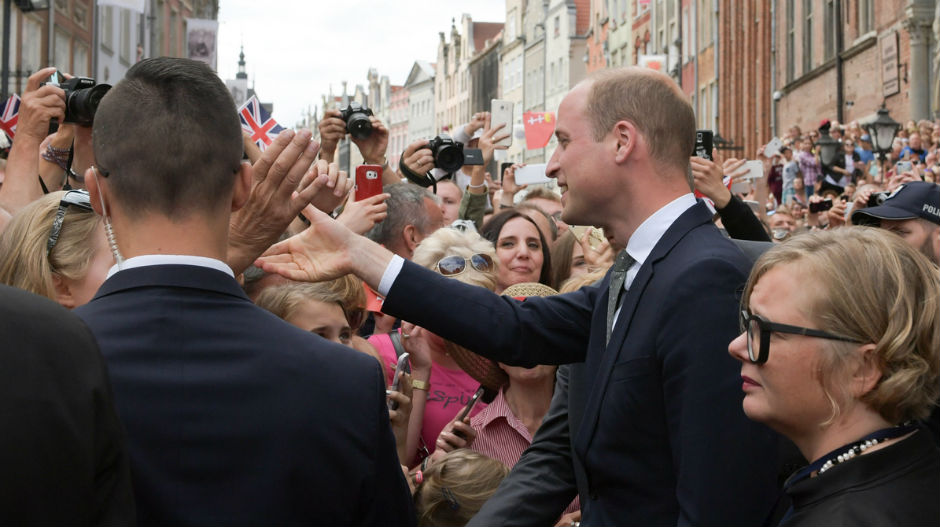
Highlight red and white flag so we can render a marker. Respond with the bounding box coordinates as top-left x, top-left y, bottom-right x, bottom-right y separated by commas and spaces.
523, 111, 555, 150
238, 95, 285, 151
